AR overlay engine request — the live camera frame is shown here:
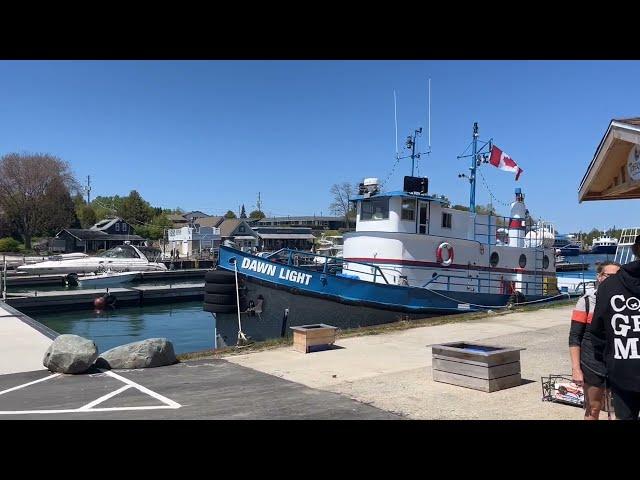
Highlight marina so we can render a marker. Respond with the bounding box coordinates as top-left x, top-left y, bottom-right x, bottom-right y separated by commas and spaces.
1, 61, 640, 422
